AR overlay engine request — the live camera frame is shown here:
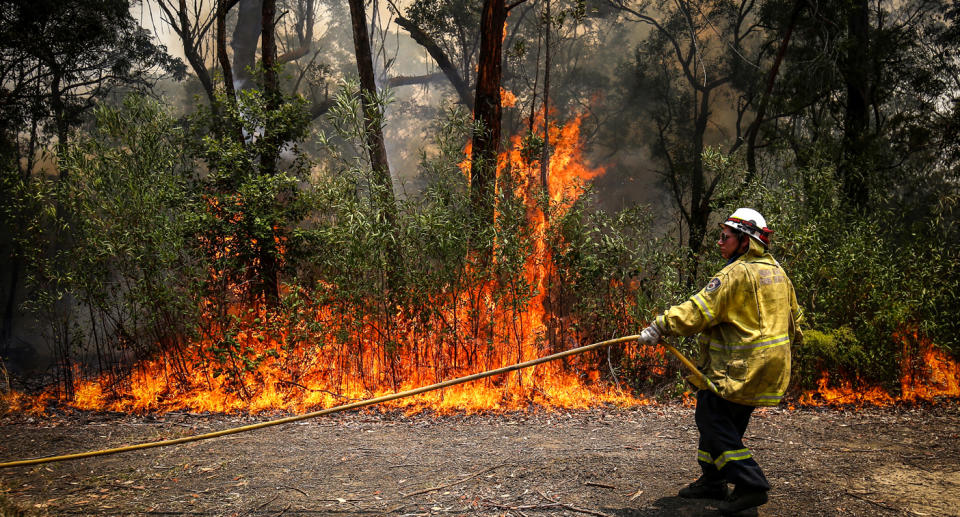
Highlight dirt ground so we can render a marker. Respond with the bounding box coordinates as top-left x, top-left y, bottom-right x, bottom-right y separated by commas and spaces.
0, 404, 958, 517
